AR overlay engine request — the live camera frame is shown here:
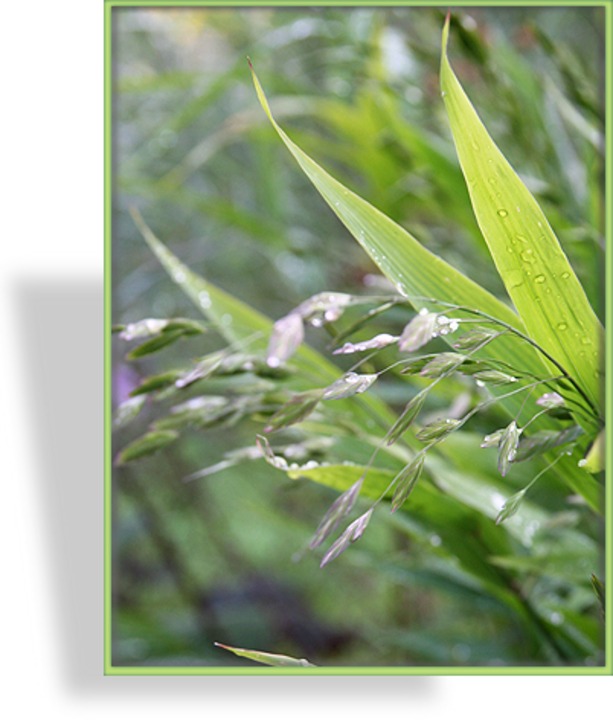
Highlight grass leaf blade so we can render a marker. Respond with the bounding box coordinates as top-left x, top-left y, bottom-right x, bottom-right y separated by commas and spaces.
440, 17, 603, 415
214, 642, 316, 667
